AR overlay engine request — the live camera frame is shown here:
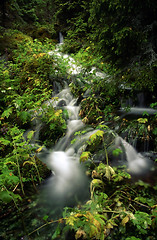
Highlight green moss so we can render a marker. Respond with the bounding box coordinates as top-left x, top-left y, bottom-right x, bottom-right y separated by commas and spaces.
0, 29, 33, 55
29, 26, 57, 41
